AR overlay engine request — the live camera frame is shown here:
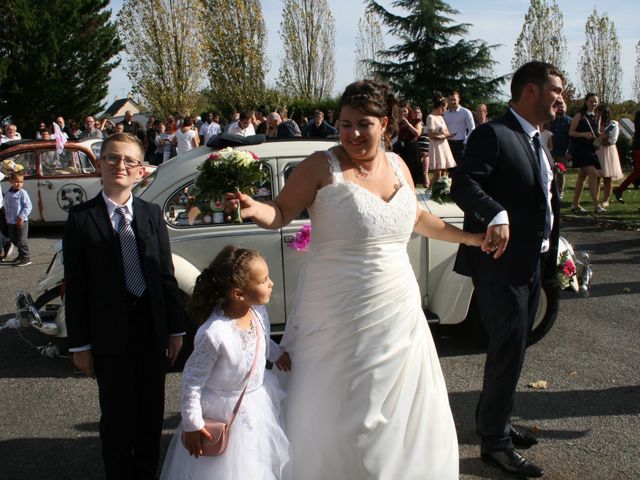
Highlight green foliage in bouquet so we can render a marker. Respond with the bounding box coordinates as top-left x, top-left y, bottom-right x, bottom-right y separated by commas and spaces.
430, 176, 453, 204
194, 147, 267, 222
